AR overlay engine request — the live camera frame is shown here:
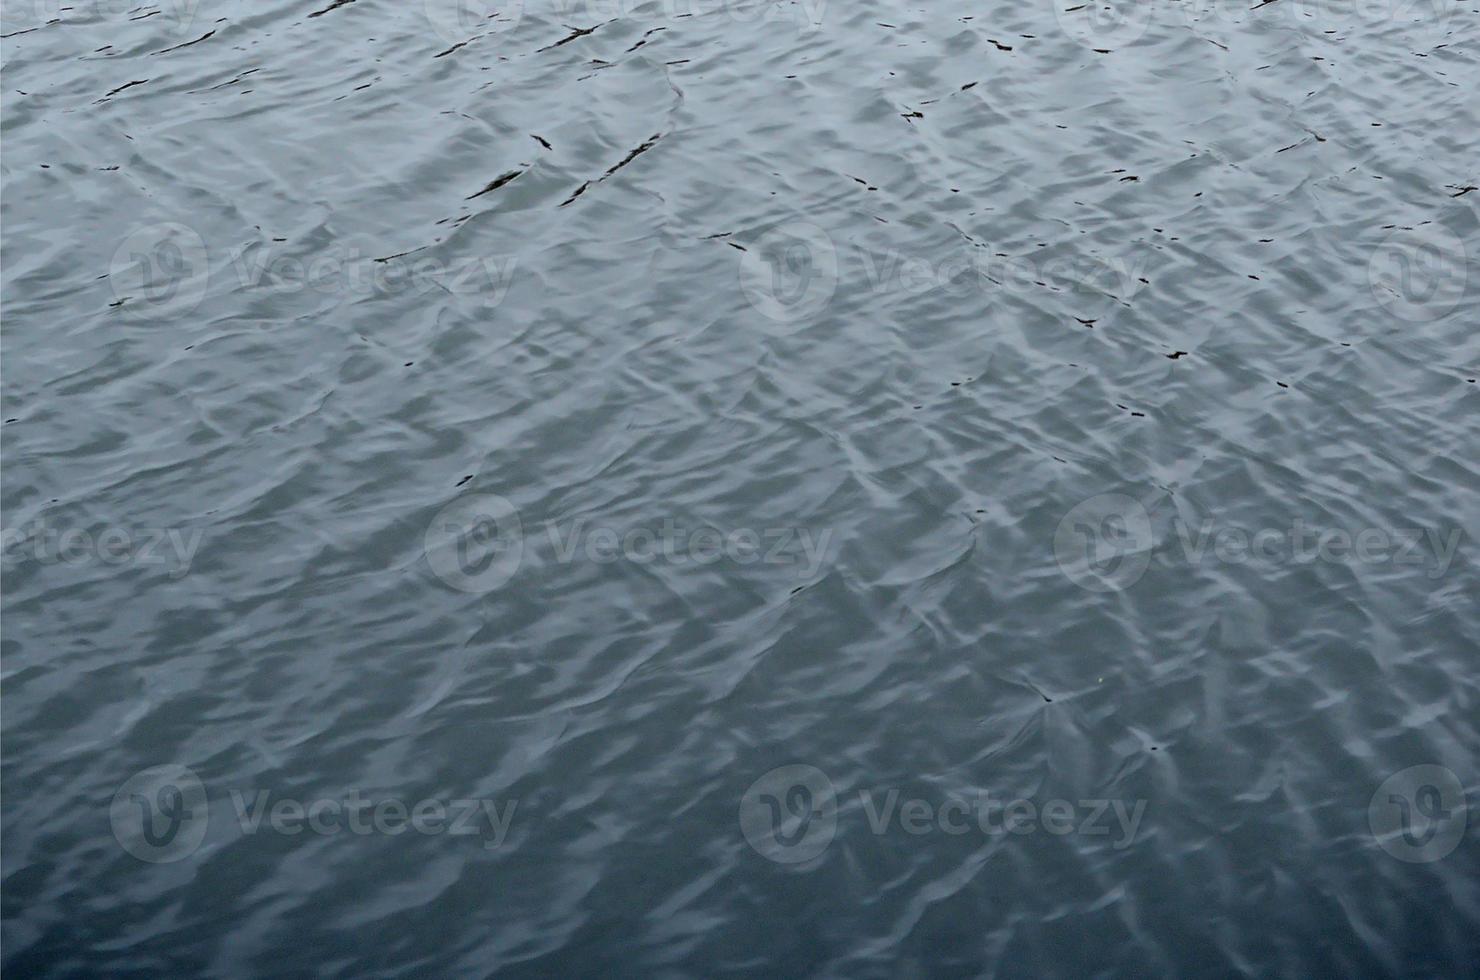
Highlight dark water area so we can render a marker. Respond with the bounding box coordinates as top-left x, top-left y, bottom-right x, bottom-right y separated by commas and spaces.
2, 0, 1478, 975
